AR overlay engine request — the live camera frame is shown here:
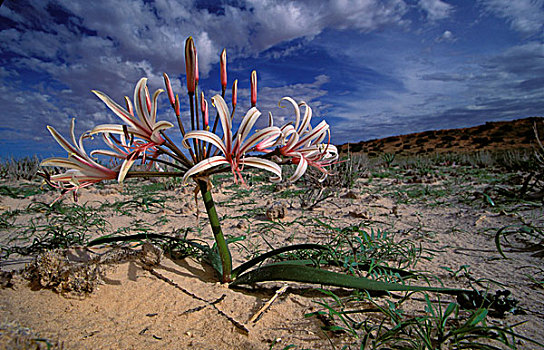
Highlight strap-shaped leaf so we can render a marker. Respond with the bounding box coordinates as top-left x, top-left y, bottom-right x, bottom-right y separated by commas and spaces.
231, 263, 468, 295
